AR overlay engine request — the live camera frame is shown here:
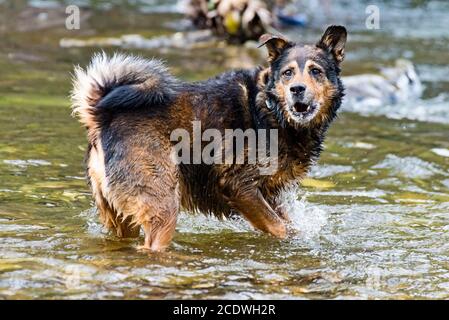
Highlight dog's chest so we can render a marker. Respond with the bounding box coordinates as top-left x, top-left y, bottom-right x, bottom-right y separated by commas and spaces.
261, 148, 313, 197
